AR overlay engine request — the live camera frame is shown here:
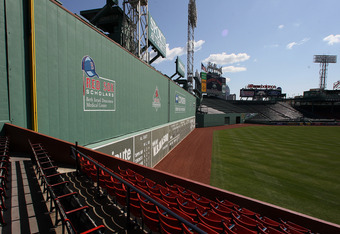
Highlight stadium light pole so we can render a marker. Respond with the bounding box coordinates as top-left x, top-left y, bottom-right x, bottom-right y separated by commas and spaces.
313, 55, 337, 90
187, 0, 197, 93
